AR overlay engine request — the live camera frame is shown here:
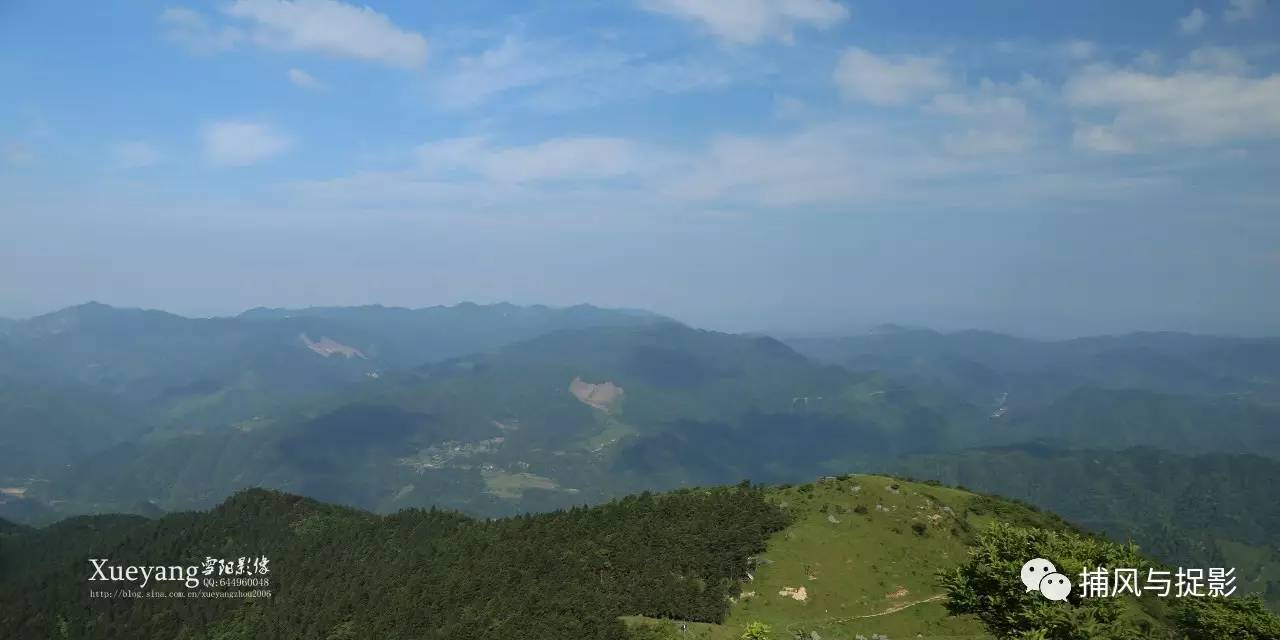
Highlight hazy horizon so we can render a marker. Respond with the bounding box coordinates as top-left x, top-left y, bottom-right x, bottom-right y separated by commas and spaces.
7, 298, 1279, 341
4, 1, 1279, 339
